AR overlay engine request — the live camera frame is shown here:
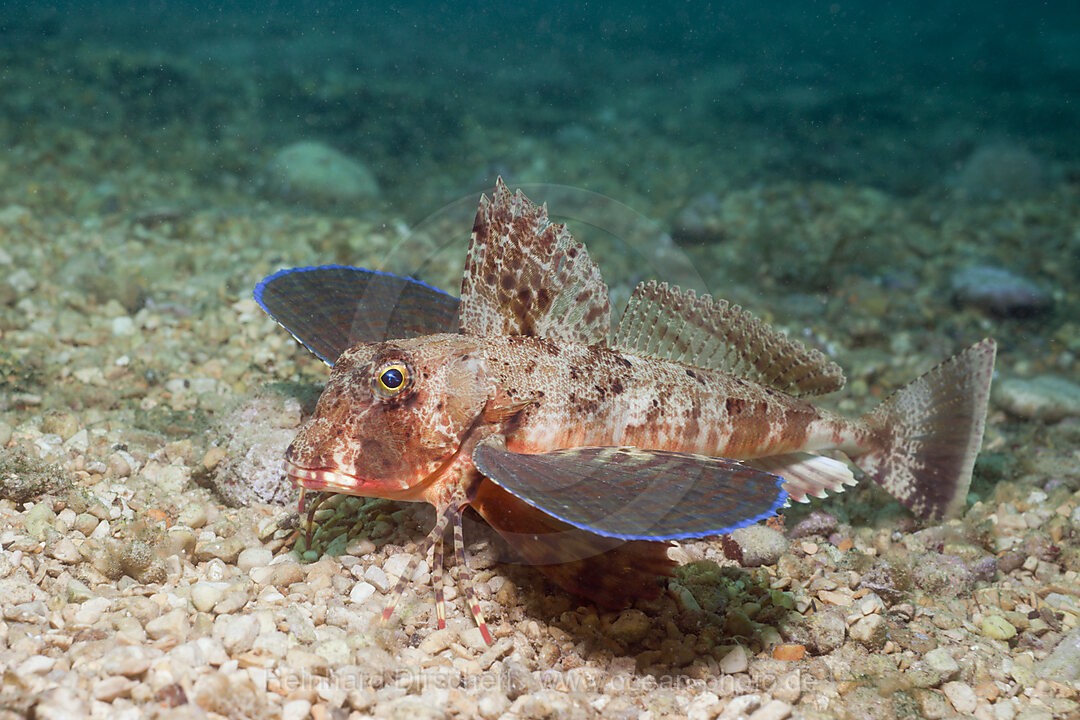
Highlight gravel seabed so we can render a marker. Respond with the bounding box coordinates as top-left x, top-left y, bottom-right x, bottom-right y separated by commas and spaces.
1, 180, 1080, 720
